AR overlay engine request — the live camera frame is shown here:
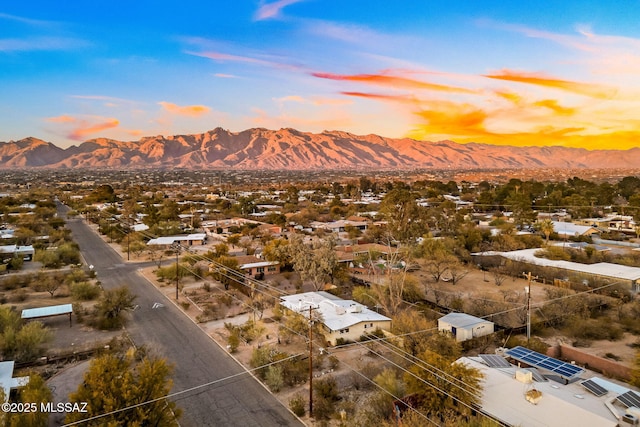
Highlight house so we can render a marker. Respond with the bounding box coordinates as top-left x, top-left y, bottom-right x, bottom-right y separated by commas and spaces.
457, 348, 640, 427
552, 221, 600, 238
280, 291, 391, 346
0, 245, 35, 261
146, 233, 207, 248
438, 313, 494, 342
234, 255, 280, 278
484, 247, 640, 292
0, 361, 29, 403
